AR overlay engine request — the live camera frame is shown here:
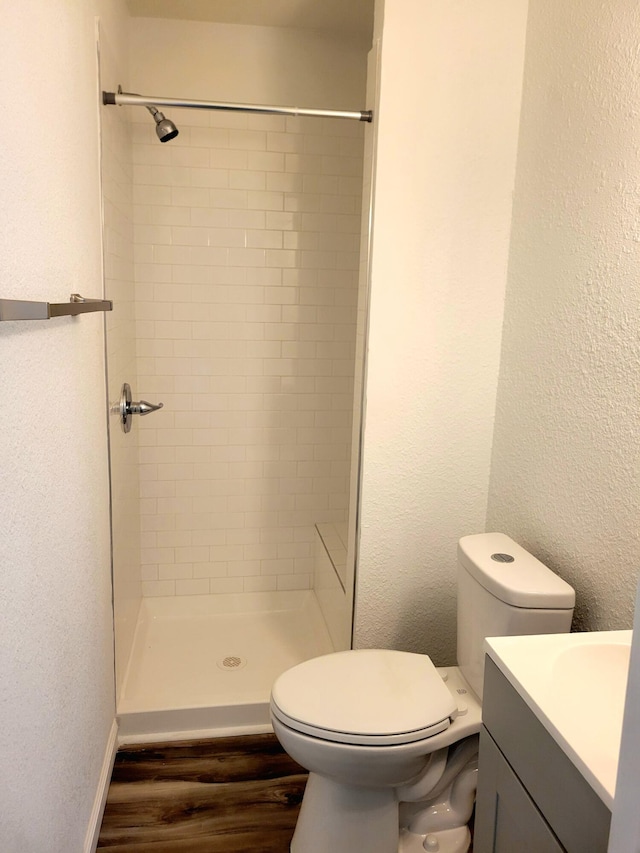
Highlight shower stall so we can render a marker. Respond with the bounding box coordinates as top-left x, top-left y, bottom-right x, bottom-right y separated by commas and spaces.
100, 11, 374, 741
